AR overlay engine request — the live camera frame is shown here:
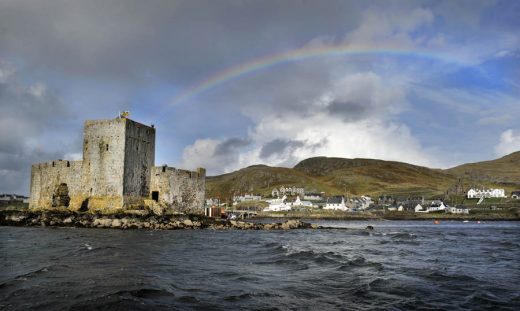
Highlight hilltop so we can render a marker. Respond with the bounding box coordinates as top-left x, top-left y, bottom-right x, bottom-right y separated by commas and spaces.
206, 152, 520, 199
